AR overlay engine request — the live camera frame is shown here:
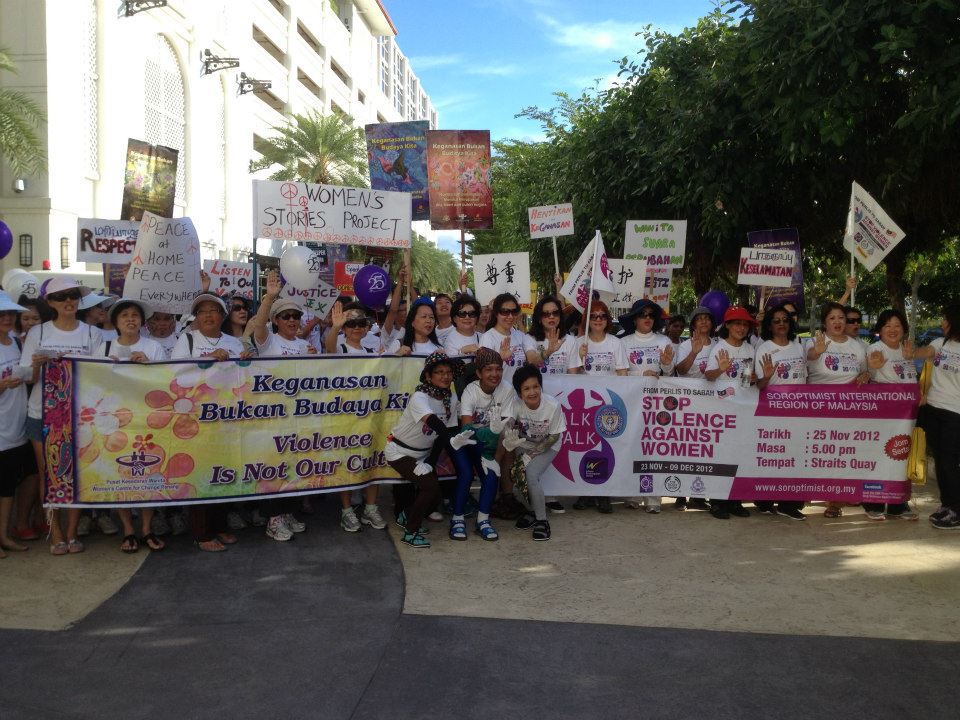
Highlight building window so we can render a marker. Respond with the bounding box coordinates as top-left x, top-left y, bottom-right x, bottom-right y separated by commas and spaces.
330, 101, 346, 117
357, 89, 365, 104
330, 59, 350, 87
144, 35, 186, 205
377, 112, 386, 123
420, 93, 428, 121
81, 0, 99, 176
393, 52, 405, 114
297, 21, 323, 57
253, 25, 286, 66
298, 69, 322, 99
267, 0, 286, 16
407, 76, 418, 119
